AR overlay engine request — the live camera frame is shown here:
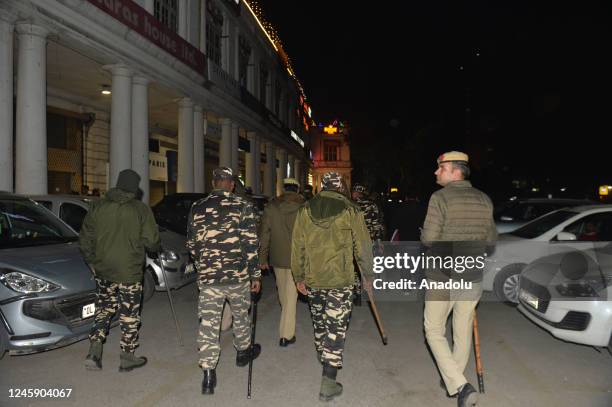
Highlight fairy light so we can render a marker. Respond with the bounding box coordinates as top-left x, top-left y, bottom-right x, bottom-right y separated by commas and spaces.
244, 0, 313, 125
